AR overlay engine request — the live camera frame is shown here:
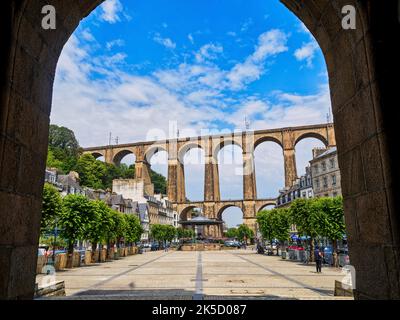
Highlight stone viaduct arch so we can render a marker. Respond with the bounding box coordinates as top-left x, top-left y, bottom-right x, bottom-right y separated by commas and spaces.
1, 0, 399, 300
